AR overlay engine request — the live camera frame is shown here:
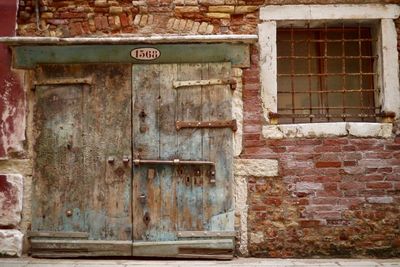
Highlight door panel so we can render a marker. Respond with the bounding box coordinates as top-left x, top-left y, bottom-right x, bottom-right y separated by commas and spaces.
32, 65, 132, 242
132, 63, 233, 242
33, 84, 85, 234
